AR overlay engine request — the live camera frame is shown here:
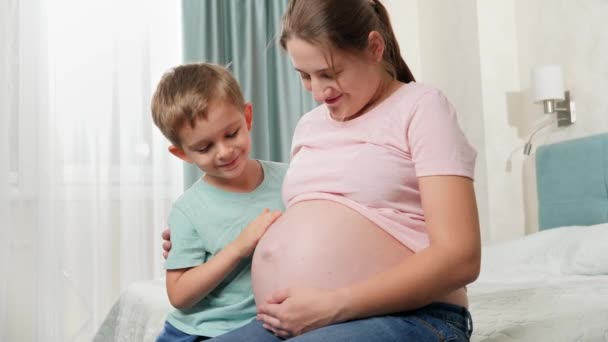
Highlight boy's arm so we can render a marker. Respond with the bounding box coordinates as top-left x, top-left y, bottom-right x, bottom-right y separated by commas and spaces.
166, 245, 244, 309
166, 209, 281, 309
